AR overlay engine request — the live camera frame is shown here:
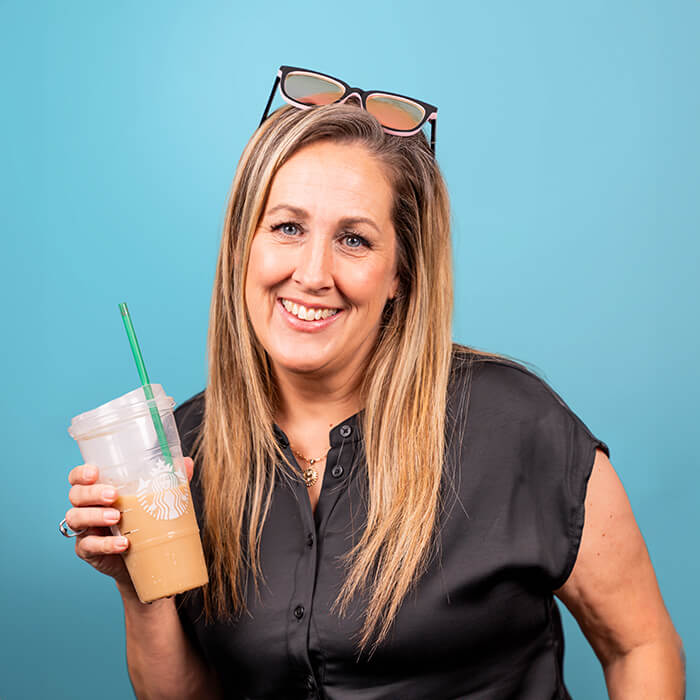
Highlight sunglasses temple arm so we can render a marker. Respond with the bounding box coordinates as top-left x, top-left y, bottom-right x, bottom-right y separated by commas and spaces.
259, 75, 281, 127
430, 118, 436, 154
